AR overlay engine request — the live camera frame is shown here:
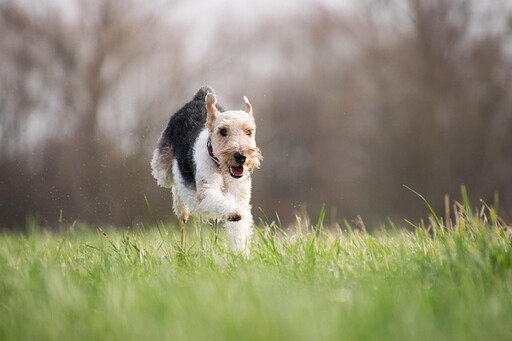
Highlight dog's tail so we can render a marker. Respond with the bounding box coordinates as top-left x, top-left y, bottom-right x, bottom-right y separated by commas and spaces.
151, 140, 173, 188
192, 86, 215, 101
